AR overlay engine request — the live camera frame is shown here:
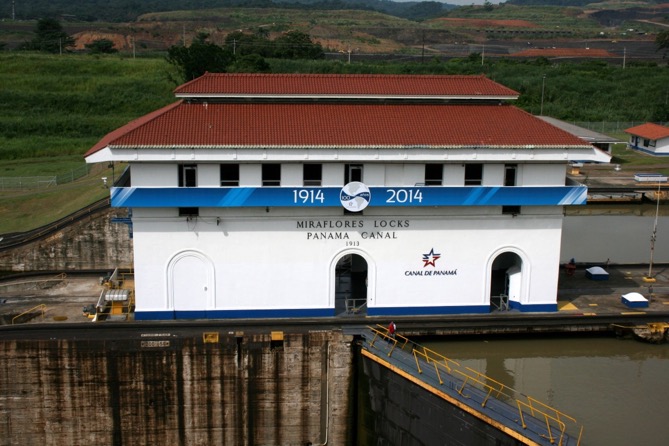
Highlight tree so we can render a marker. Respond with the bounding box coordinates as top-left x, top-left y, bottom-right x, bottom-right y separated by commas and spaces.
229, 54, 271, 73
224, 31, 272, 58
27, 18, 75, 53
85, 39, 118, 54
166, 32, 235, 82
272, 31, 324, 60
656, 30, 669, 58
